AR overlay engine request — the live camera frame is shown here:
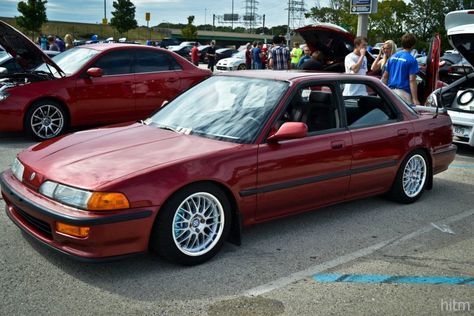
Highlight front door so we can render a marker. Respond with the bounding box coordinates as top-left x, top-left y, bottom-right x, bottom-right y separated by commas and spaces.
73, 49, 135, 125
255, 83, 352, 221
